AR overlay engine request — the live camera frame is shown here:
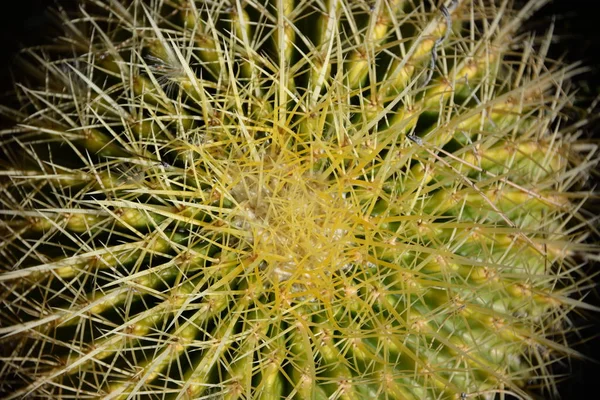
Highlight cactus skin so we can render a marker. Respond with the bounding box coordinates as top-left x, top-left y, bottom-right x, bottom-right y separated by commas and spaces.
0, 0, 598, 399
